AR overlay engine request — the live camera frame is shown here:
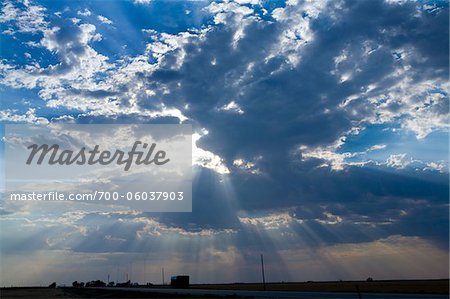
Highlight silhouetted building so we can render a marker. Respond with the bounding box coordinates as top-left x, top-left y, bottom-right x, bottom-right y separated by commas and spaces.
170, 275, 189, 288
